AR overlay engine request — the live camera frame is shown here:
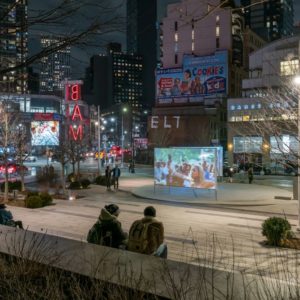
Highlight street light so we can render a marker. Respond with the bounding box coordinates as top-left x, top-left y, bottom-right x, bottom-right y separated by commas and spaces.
293, 75, 300, 228
121, 107, 127, 168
